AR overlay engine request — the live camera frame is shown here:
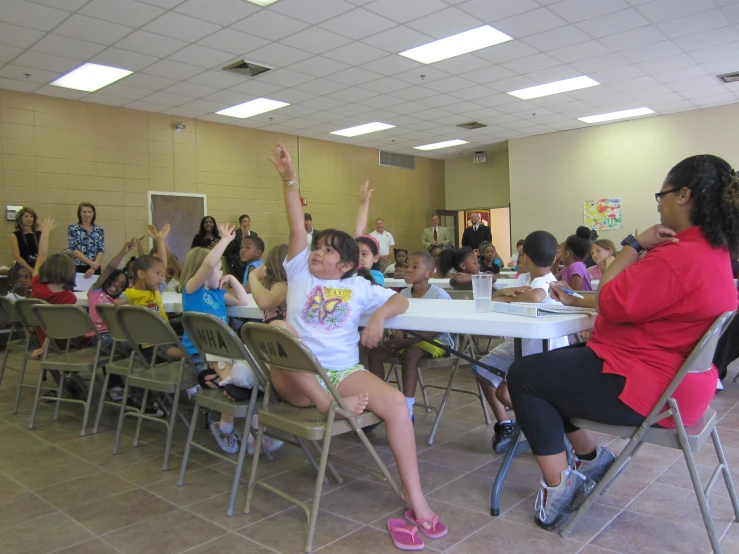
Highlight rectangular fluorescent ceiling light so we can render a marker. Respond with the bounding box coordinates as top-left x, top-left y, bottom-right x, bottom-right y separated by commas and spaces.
331, 122, 395, 137
508, 76, 599, 100
414, 139, 469, 151
578, 107, 655, 124
216, 98, 289, 118
400, 25, 512, 64
245, 0, 279, 5
50, 63, 132, 92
